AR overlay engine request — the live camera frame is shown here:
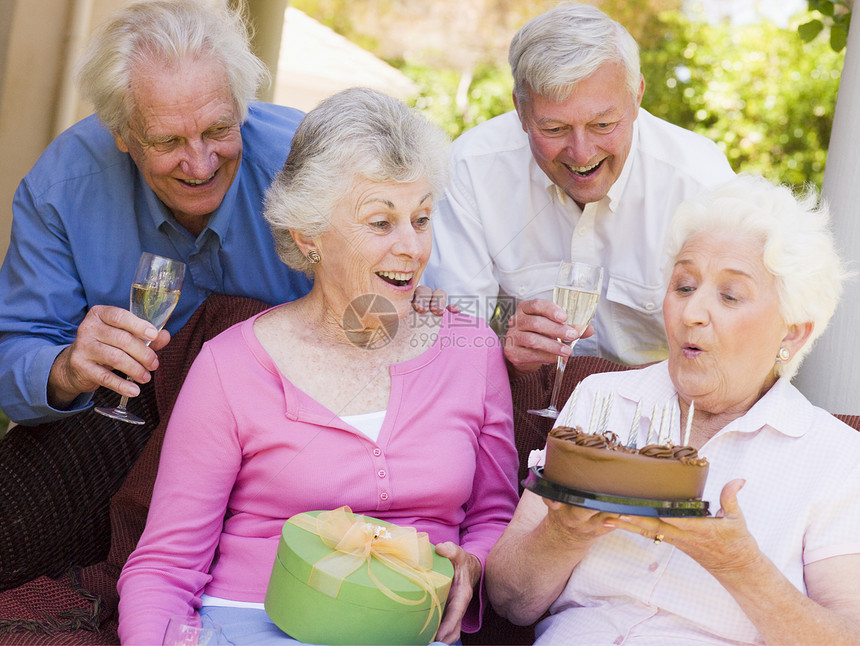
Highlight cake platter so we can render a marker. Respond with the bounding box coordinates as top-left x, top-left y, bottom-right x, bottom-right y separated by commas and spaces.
523, 467, 711, 518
